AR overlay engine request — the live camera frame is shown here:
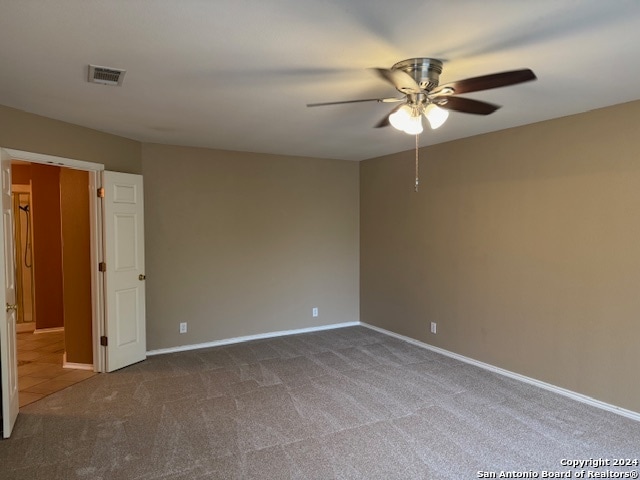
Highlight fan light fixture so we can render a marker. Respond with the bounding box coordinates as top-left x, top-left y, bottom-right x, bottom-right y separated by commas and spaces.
389, 105, 422, 134
307, 57, 537, 191
389, 103, 448, 134
423, 104, 449, 129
